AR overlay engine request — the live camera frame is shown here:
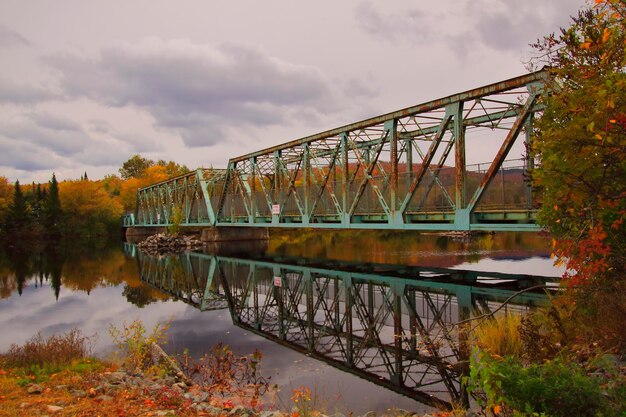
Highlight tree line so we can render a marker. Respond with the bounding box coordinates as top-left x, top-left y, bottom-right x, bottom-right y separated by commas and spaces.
0, 155, 188, 239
